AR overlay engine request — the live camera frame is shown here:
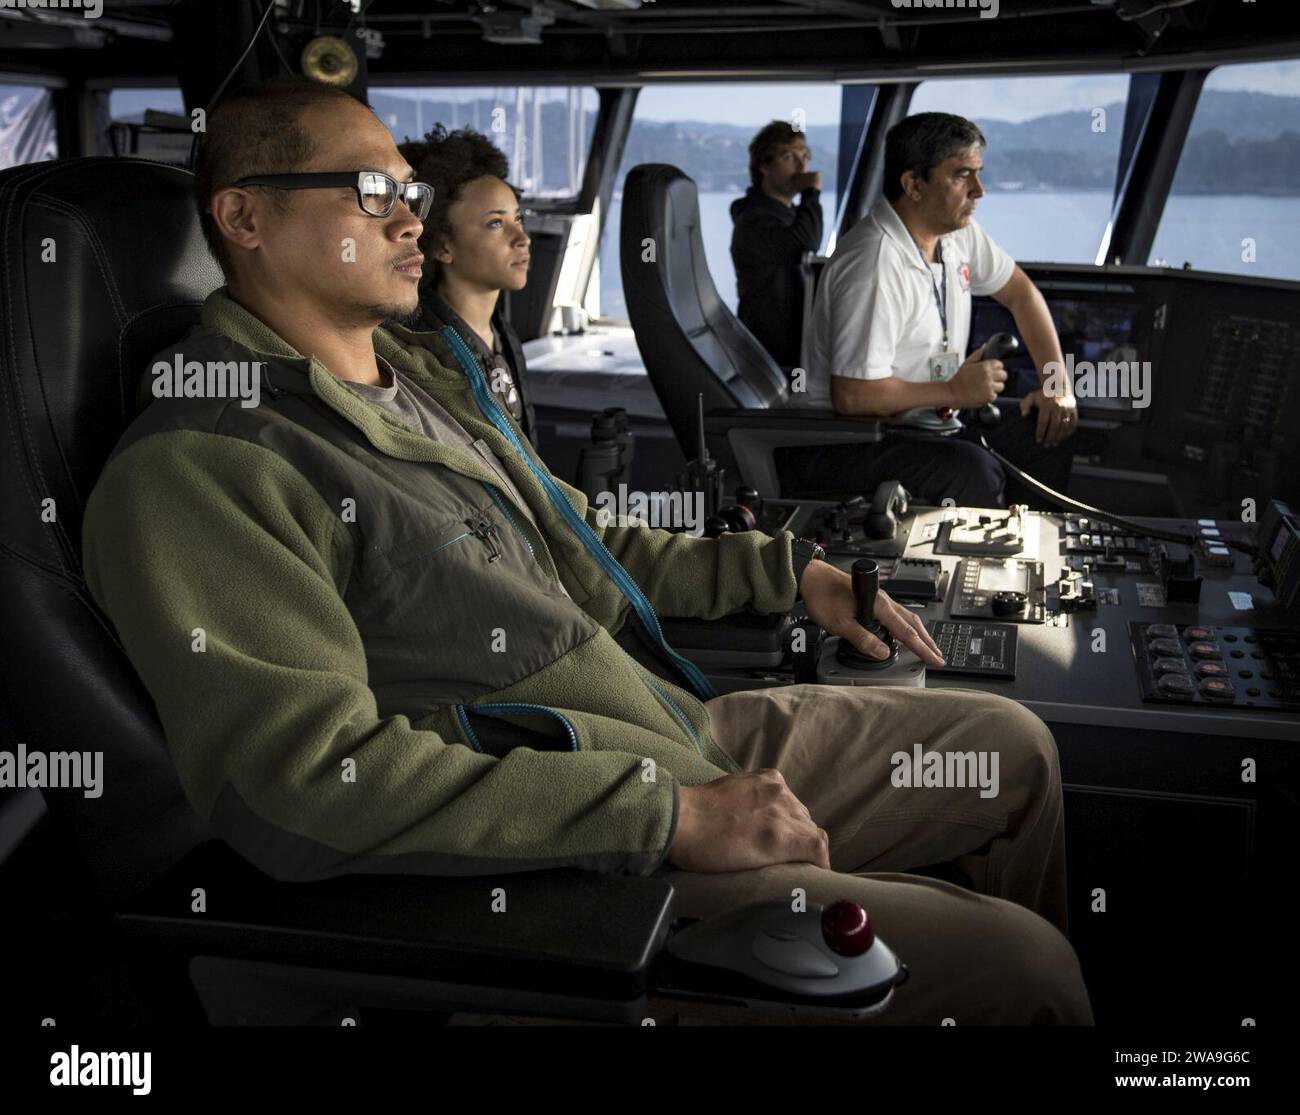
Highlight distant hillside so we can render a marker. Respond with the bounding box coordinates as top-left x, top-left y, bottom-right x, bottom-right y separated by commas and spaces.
370, 88, 1300, 199
618, 120, 840, 192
